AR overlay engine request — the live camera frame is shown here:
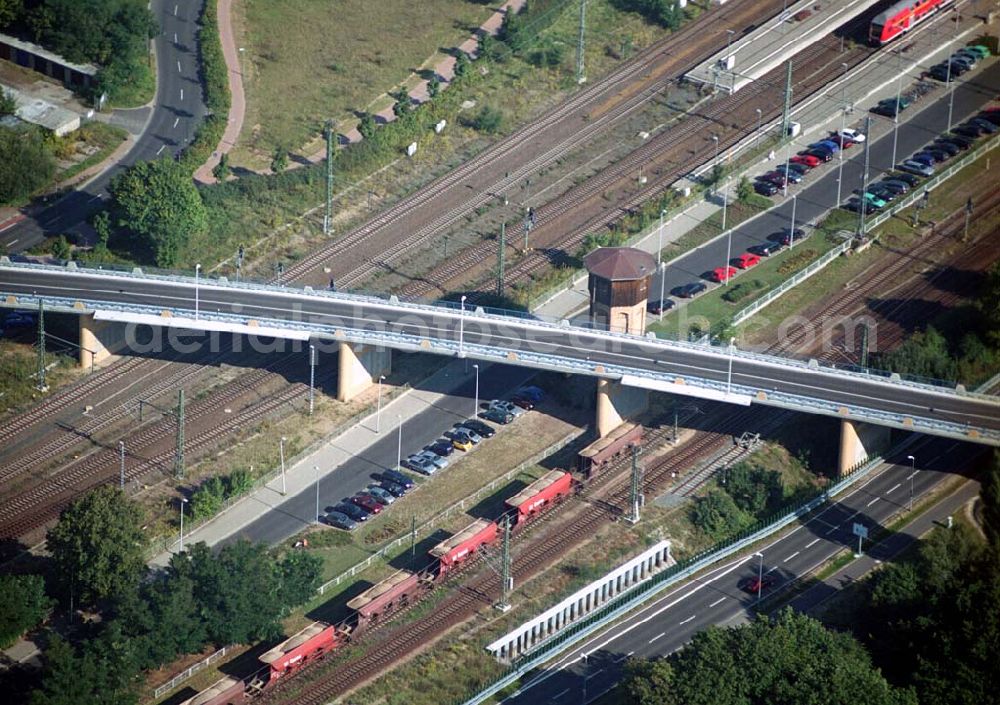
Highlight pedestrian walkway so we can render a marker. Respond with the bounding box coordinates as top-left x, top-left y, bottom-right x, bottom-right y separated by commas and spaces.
149, 358, 477, 566
534, 0, 997, 322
